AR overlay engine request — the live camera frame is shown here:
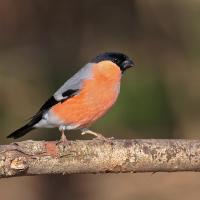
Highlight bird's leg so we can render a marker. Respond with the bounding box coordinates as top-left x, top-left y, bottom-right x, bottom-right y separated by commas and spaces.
58, 126, 68, 145
60, 130, 68, 143
81, 129, 108, 140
